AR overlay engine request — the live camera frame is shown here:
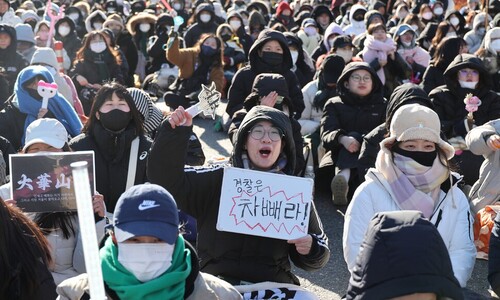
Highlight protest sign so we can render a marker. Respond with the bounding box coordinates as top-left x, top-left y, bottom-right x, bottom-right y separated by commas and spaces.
10, 151, 95, 212
217, 167, 314, 240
